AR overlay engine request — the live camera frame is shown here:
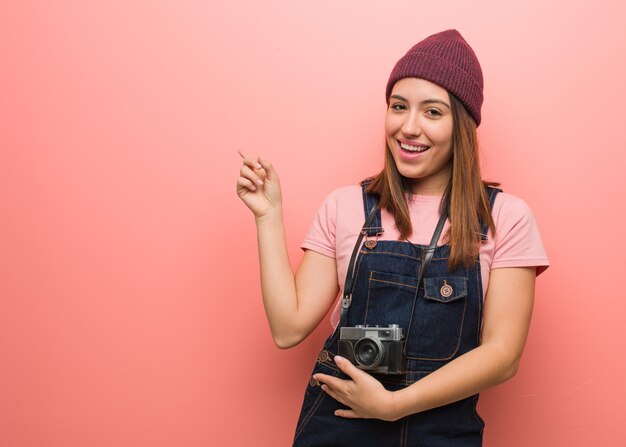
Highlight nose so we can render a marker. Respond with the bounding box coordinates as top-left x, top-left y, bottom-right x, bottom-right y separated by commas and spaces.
401, 112, 422, 137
